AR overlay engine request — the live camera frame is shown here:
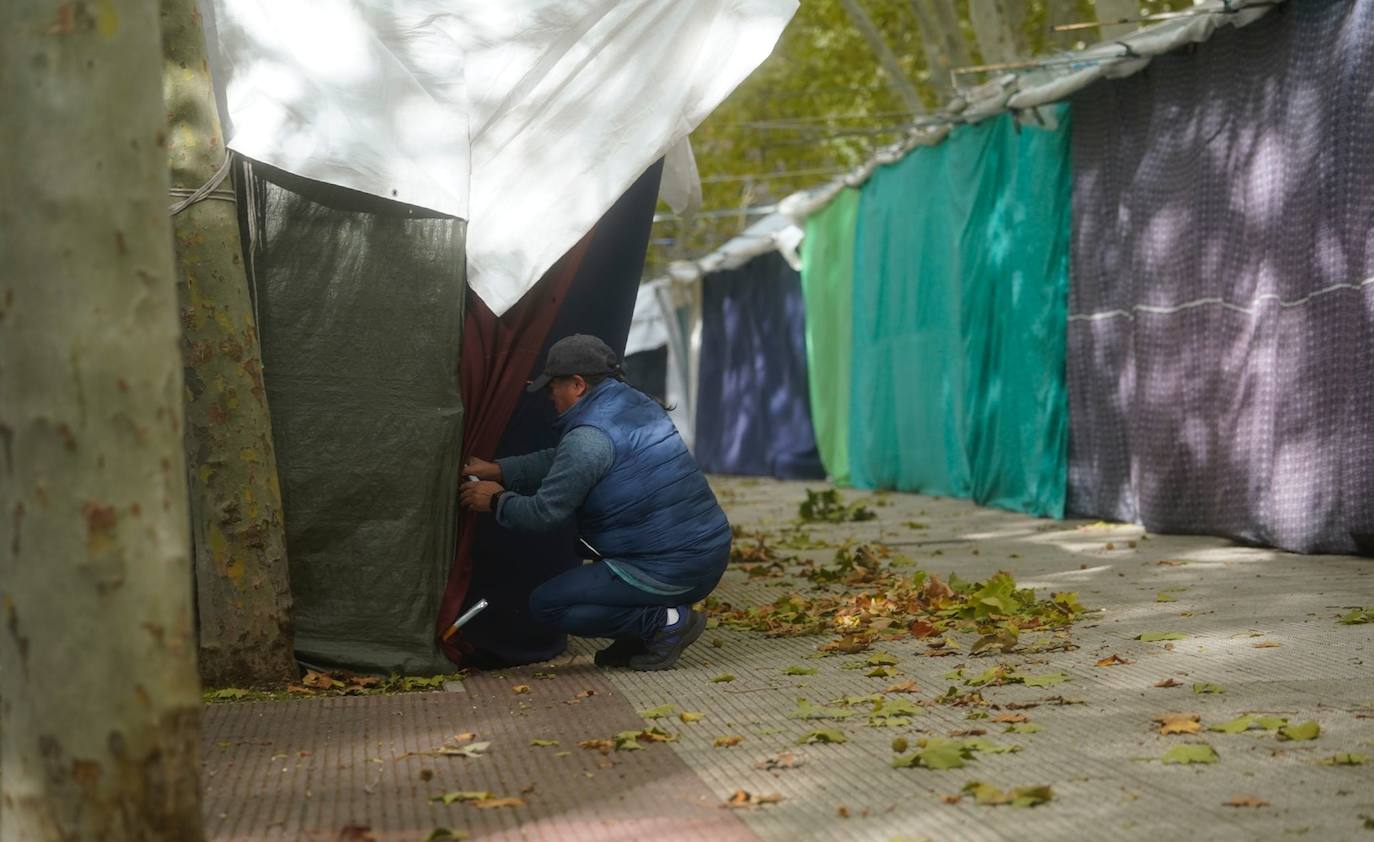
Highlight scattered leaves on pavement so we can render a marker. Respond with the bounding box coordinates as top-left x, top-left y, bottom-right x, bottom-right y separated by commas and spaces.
1207, 715, 1287, 734
788, 698, 854, 720
961, 781, 1053, 807
512, 685, 531, 694
799, 488, 875, 523
1021, 672, 1070, 688
714, 736, 744, 748
1137, 632, 1186, 642
1154, 678, 1183, 688
1316, 753, 1368, 766
784, 665, 817, 675
756, 751, 805, 771
1161, 744, 1218, 765
1192, 683, 1225, 694
680, 711, 704, 723
725, 789, 783, 808
639, 704, 675, 719
891, 737, 972, 770
710, 674, 736, 683
1277, 721, 1320, 741
797, 729, 847, 745
1155, 713, 1202, 735
529, 739, 558, 748
1096, 654, 1134, 667
1223, 796, 1269, 808
1338, 607, 1372, 625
